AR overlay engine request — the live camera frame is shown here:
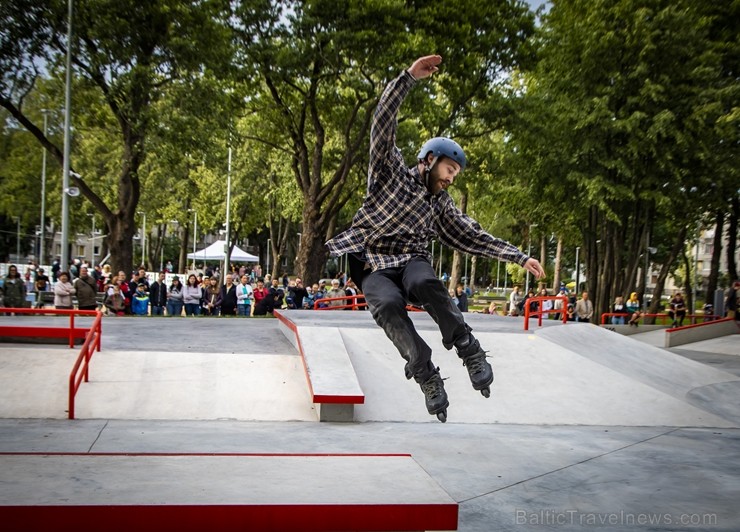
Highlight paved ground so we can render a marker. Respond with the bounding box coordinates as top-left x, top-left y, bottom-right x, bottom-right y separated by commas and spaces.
1, 313, 739, 531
